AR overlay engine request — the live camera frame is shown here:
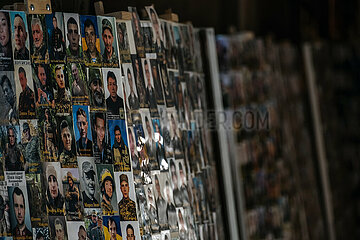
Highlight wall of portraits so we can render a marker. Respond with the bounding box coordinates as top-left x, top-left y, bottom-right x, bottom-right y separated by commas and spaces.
0, 6, 220, 240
